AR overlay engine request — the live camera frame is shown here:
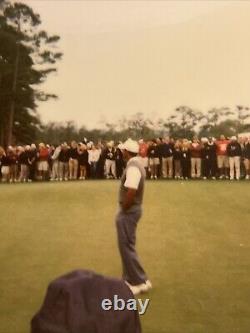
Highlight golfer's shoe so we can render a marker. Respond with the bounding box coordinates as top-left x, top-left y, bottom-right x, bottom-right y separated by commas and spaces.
146, 280, 153, 289
138, 280, 153, 293
125, 281, 141, 296
125, 280, 153, 295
